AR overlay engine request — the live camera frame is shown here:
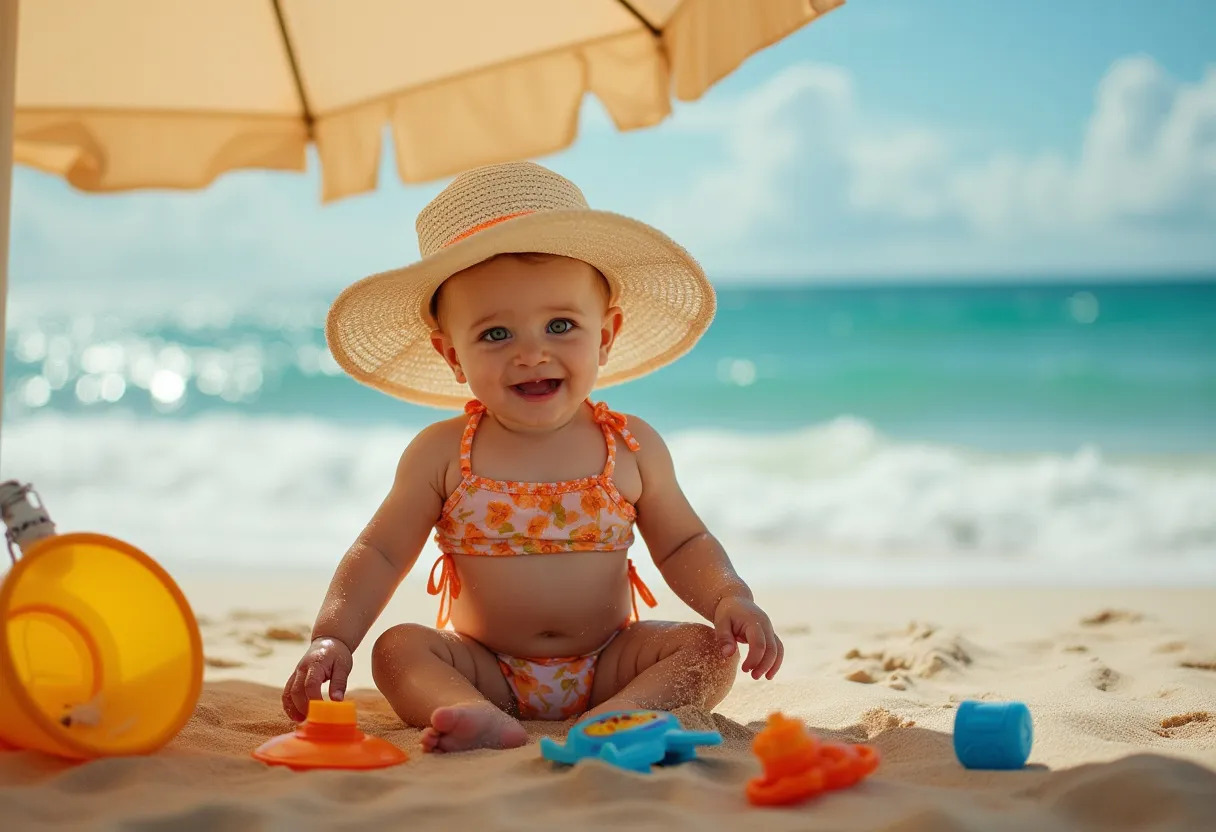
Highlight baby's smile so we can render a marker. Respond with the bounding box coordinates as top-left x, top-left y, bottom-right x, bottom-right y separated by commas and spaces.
511, 378, 563, 400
